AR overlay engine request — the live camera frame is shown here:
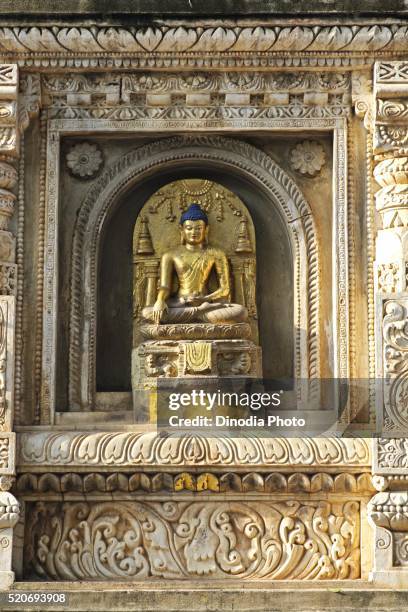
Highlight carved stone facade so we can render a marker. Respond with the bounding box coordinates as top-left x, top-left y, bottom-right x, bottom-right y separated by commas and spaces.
369, 61, 408, 586
0, 4, 407, 605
